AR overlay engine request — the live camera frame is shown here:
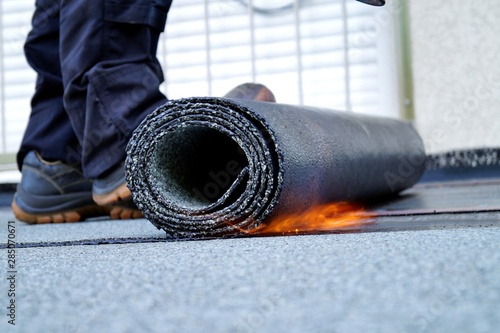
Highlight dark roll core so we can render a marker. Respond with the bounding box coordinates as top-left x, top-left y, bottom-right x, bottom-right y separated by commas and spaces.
150, 126, 248, 209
